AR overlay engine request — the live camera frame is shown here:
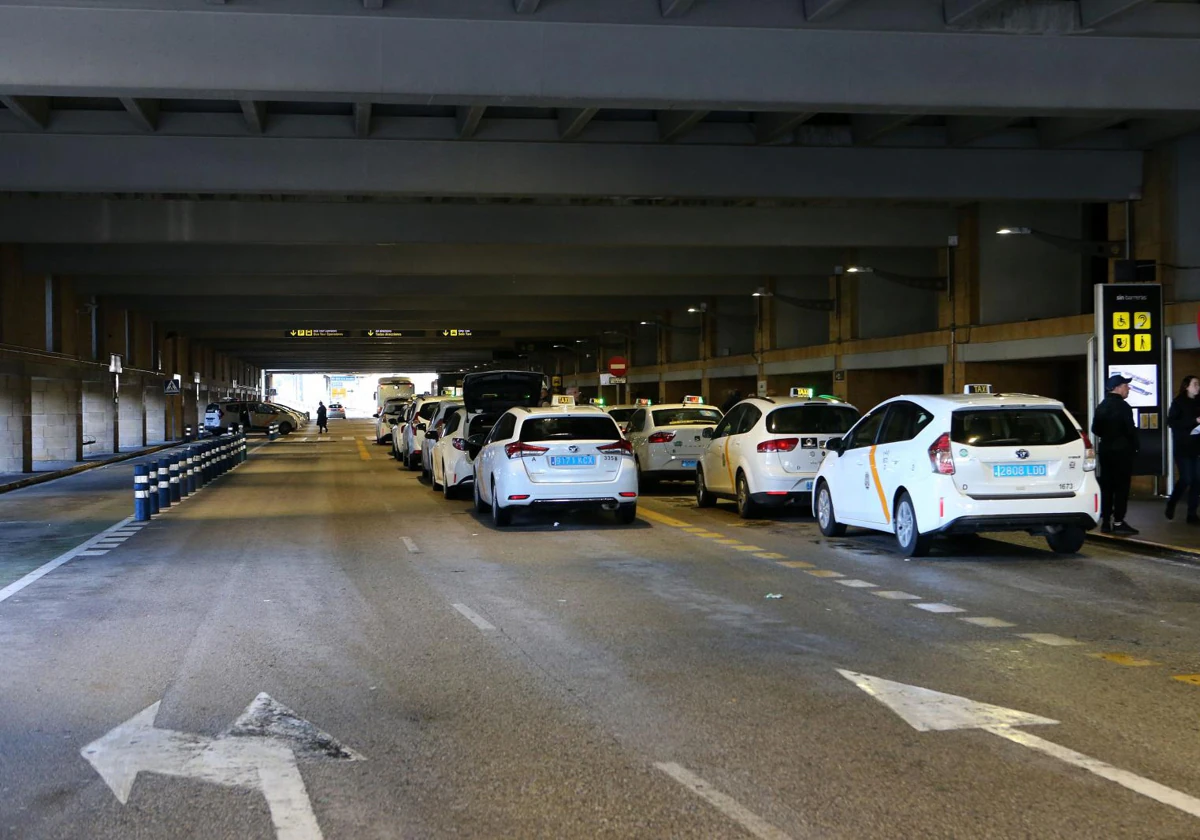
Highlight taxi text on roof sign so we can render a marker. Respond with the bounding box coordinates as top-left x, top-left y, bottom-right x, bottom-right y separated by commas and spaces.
635, 398, 653, 406
682, 395, 704, 404
552, 394, 576, 406
789, 387, 815, 399
286, 329, 347, 338
964, 384, 993, 394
